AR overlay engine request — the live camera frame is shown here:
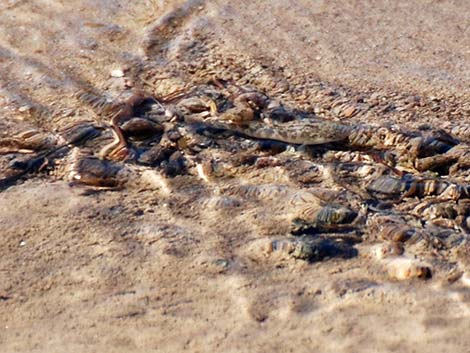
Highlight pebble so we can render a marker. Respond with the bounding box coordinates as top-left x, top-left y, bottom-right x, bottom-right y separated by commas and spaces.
342, 105, 357, 118
461, 272, 470, 287
372, 242, 404, 260
18, 106, 30, 112
111, 69, 125, 78
387, 257, 432, 280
